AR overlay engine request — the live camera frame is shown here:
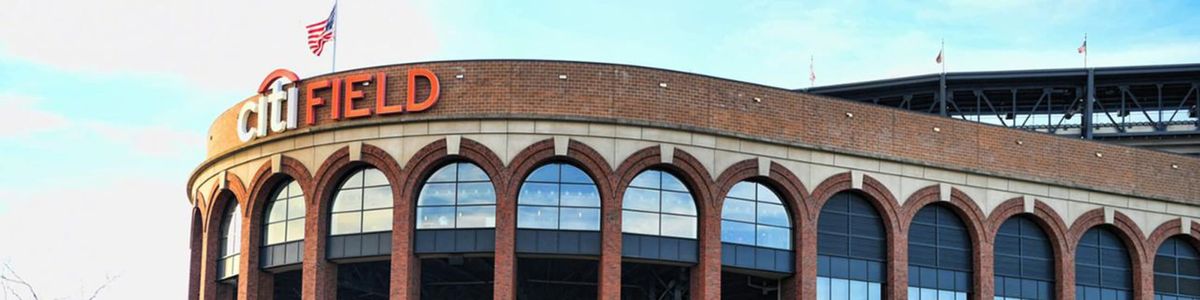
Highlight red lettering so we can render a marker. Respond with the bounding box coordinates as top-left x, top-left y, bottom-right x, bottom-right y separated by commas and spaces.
344, 74, 372, 119
304, 80, 330, 125
407, 68, 439, 112
375, 72, 404, 115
